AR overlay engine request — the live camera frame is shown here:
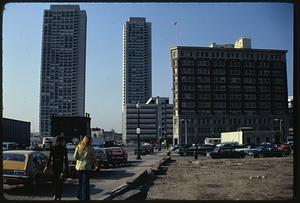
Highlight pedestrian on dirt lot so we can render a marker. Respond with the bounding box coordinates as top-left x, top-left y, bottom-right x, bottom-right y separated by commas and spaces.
74, 135, 97, 200
194, 145, 198, 160
44, 136, 69, 200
